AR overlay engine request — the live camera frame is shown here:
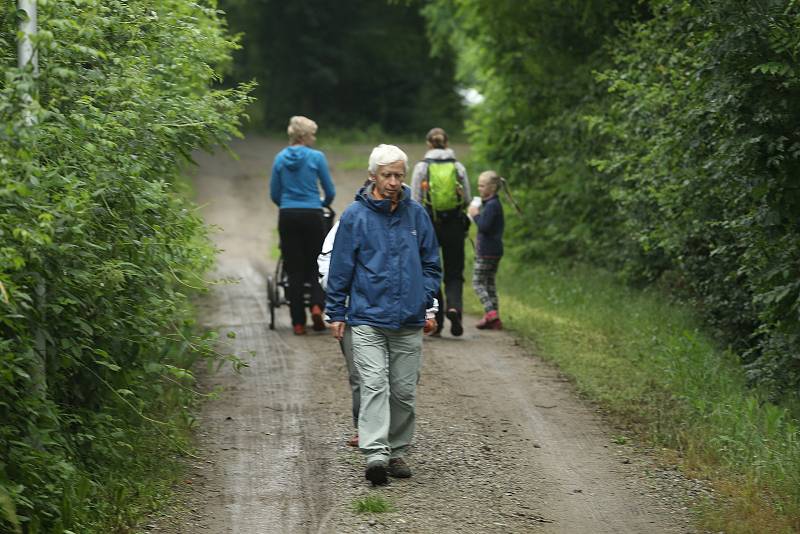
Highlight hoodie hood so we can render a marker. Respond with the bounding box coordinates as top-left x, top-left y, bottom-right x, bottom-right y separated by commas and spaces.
424, 148, 457, 161
283, 145, 311, 170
